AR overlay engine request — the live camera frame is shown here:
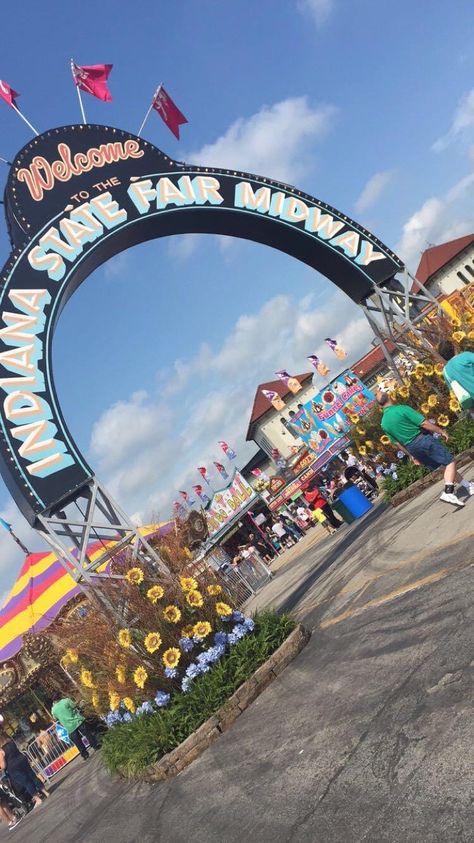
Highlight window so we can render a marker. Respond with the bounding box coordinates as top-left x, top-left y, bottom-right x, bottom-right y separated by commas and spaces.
465, 264, 474, 278
457, 270, 469, 285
